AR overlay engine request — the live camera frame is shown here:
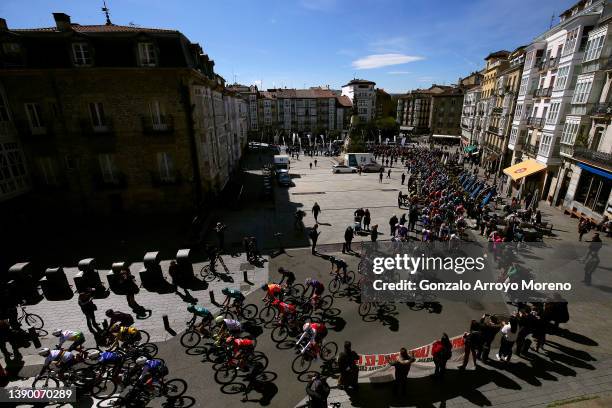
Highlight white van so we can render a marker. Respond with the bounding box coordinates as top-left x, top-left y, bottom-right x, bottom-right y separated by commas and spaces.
273, 155, 290, 171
